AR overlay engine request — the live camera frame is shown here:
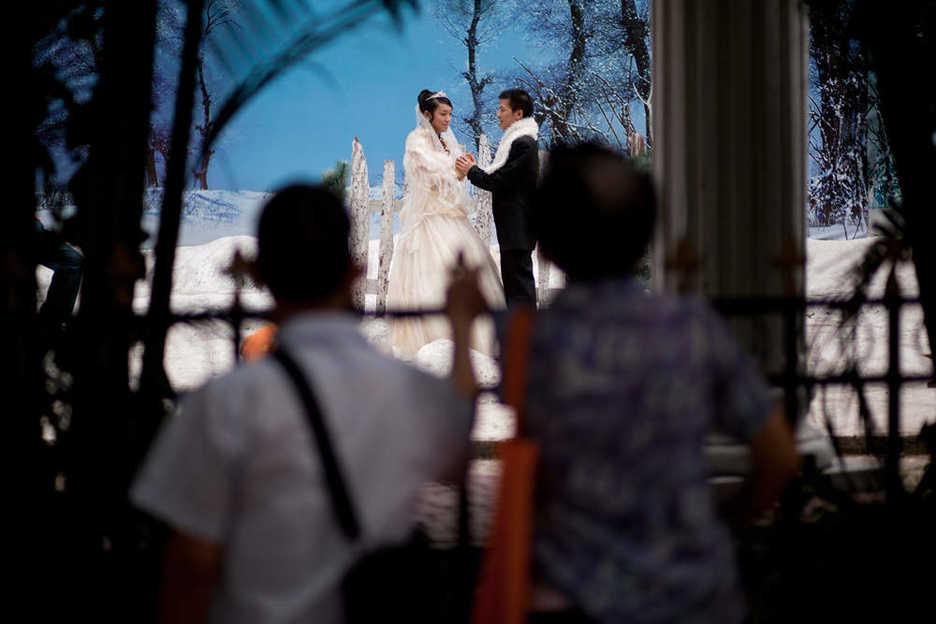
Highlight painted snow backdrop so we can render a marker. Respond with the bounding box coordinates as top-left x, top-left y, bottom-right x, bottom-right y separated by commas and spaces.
37, 0, 919, 499
137, 188, 403, 248
806, 0, 901, 241
137, 0, 885, 245
805, 240, 931, 436
37, 228, 932, 442
35, 206, 932, 542
137, 1, 653, 194
137, 1, 883, 242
